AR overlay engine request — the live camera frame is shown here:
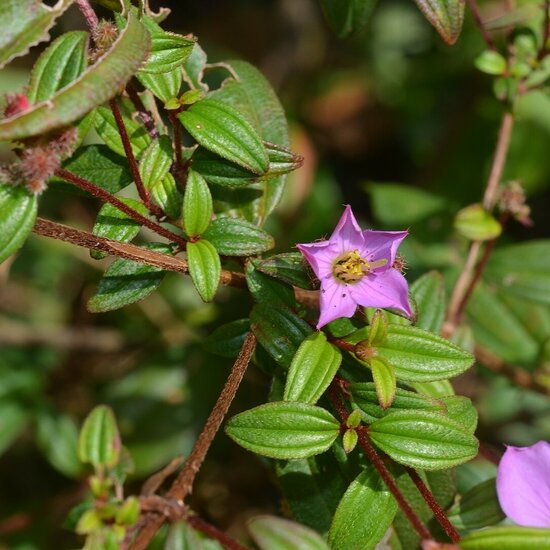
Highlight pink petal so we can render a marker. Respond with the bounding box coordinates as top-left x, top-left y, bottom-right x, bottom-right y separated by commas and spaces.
350, 269, 412, 317
496, 441, 550, 527
361, 230, 408, 267
296, 241, 336, 280
329, 205, 365, 254
317, 279, 358, 329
